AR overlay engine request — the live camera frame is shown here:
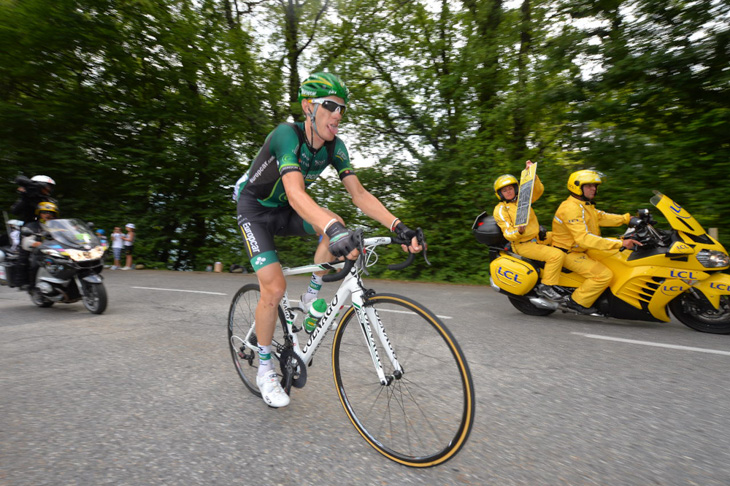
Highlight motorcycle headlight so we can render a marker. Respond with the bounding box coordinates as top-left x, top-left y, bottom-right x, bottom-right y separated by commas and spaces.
41, 248, 63, 258
64, 249, 85, 262
64, 247, 105, 262
696, 249, 730, 268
